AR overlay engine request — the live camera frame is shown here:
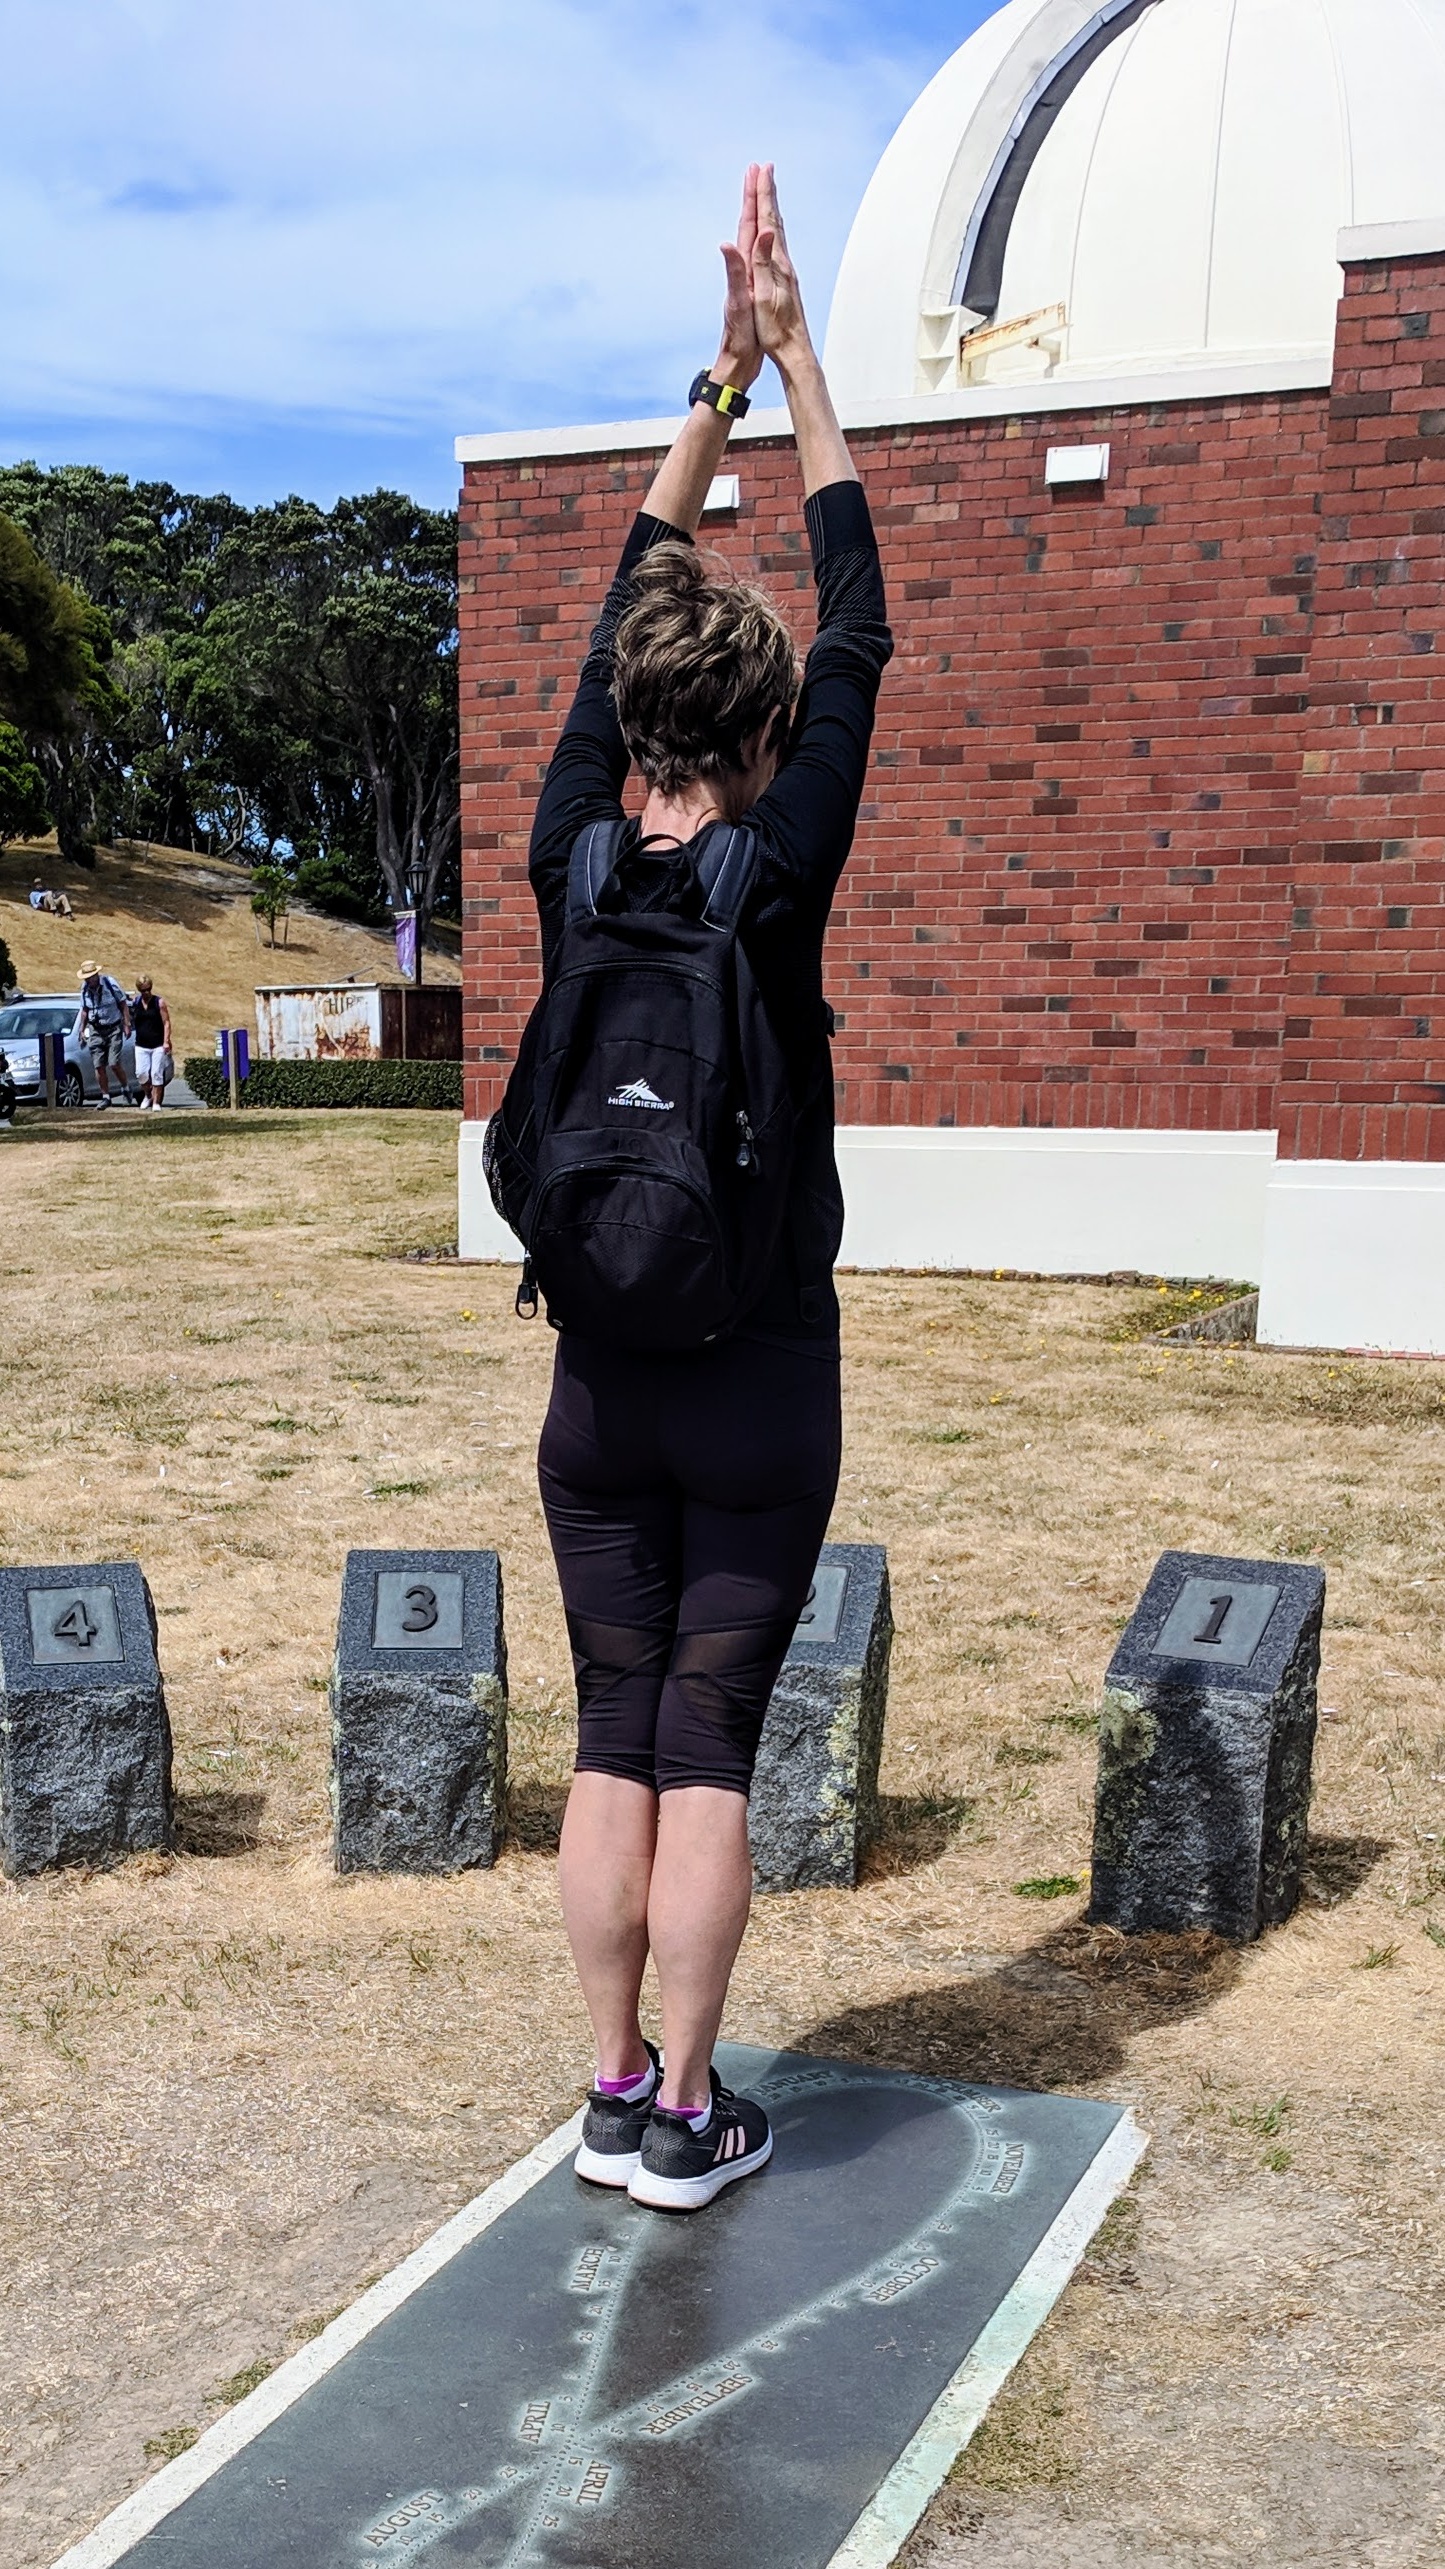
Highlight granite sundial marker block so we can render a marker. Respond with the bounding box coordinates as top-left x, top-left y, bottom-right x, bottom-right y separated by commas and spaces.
0, 1562, 172, 1877
53, 2044, 1146, 2569
749, 1542, 893, 1893
1088, 1548, 1325, 1943
331, 1550, 507, 1874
